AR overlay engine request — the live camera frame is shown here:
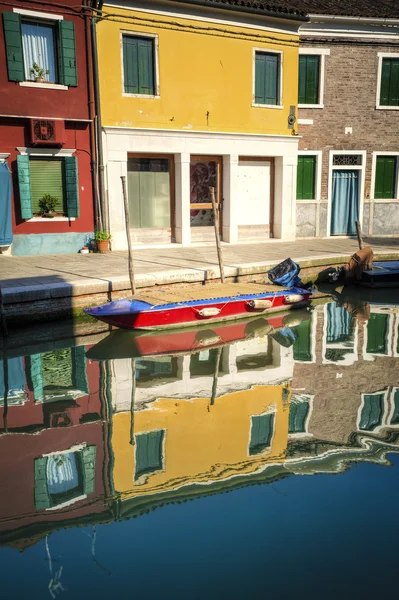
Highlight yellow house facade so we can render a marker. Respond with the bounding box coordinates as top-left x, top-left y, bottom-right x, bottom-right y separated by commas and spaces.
111, 384, 291, 507
96, 1, 307, 248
